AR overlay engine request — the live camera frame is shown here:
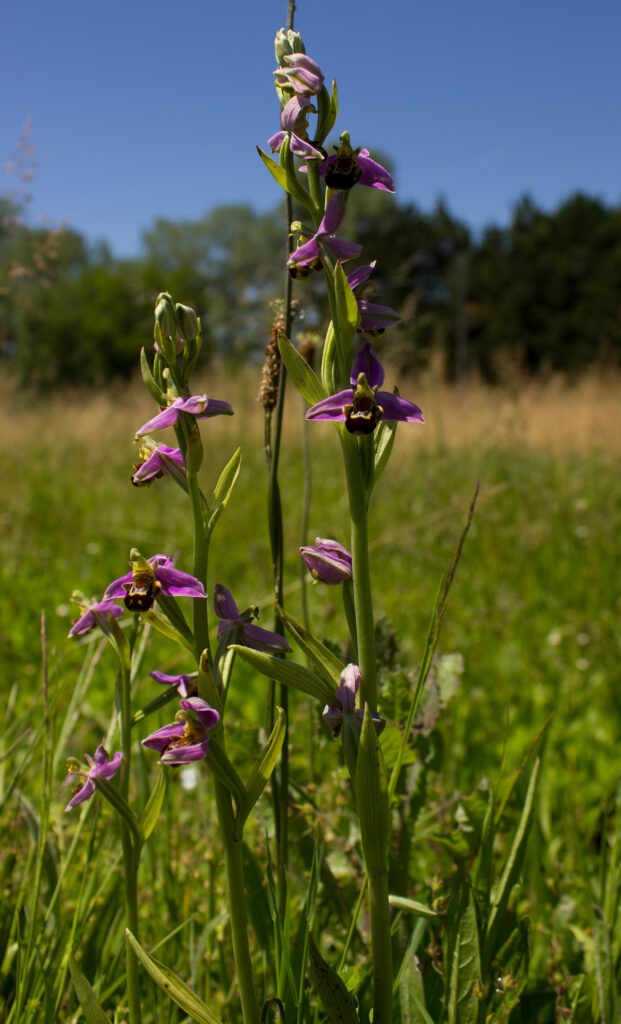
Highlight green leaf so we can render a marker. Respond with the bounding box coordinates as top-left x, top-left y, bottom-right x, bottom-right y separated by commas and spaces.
484, 755, 541, 969
236, 707, 286, 834
277, 606, 344, 687
447, 887, 482, 1024
68, 953, 111, 1024
139, 763, 166, 842
307, 933, 359, 1024
125, 929, 223, 1024
256, 144, 315, 212
277, 332, 327, 406
205, 447, 242, 538
315, 80, 338, 143
230, 646, 336, 704
389, 894, 436, 919
206, 739, 246, 809
397, 938, 435, 1024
